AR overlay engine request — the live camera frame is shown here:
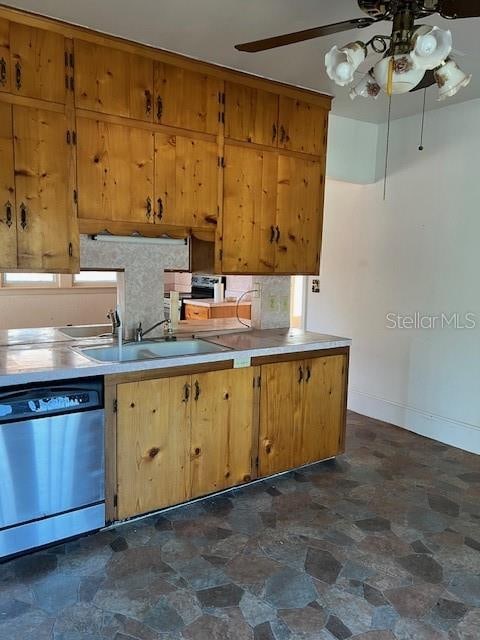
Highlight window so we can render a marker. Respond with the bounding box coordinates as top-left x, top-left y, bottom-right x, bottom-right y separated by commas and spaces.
0, 271, 118, 289
73, 271, 118, 285
2, 273, 57, 287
